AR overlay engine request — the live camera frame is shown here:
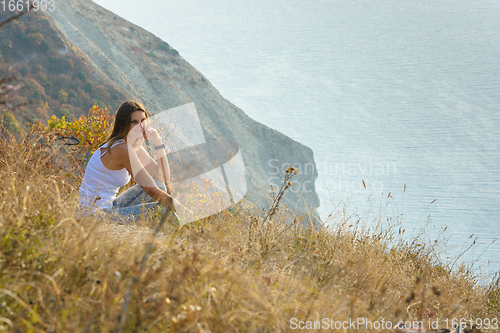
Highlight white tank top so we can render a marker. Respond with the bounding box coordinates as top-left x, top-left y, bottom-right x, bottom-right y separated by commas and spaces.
78, 139, 131, 212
